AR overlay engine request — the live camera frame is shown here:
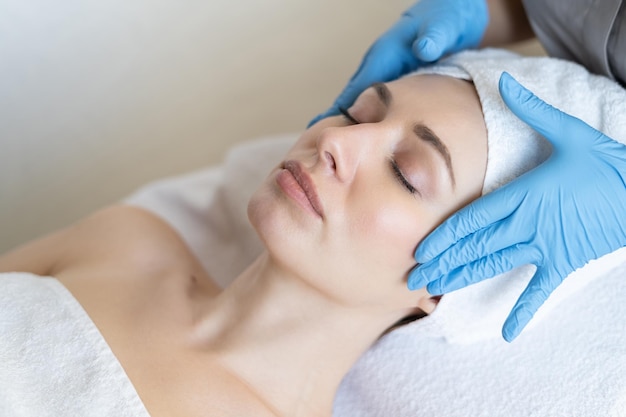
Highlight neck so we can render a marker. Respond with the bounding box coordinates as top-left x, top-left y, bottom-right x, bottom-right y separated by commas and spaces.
191, 252, 406, 417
